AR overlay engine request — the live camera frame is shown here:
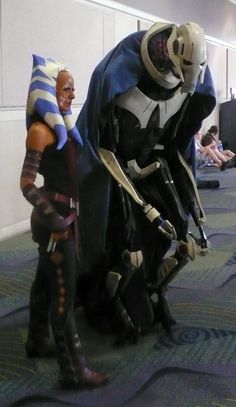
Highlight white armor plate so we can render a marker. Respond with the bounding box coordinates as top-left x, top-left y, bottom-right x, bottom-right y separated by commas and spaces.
115, 86, 187, 129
